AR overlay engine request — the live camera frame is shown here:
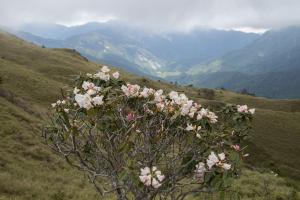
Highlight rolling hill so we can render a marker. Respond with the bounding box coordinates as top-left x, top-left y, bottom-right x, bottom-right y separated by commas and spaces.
0, 31, 299, 199
173, 26, 300, 99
